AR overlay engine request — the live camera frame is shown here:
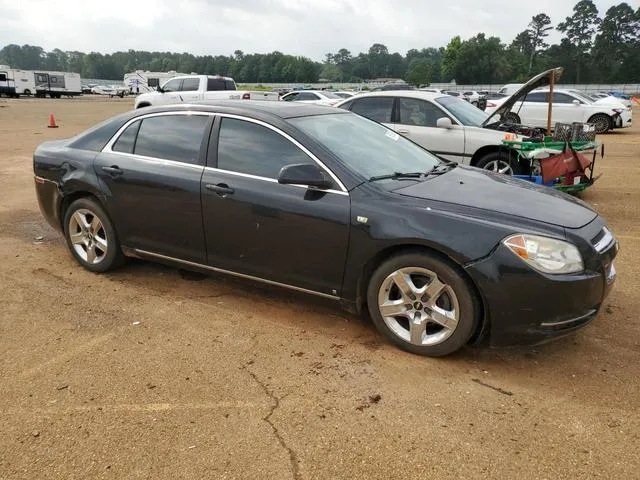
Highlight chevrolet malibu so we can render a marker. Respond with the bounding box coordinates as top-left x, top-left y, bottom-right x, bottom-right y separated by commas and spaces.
33, 102, 618, 356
